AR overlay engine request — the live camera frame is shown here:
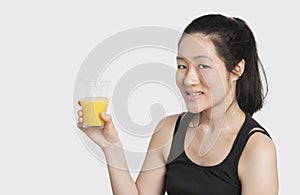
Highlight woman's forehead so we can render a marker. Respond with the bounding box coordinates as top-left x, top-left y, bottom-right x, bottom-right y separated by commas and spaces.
177, 34, 219, 63
178, 34, 217, 60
